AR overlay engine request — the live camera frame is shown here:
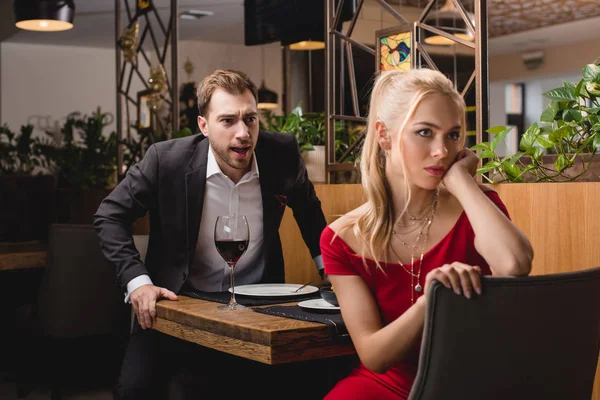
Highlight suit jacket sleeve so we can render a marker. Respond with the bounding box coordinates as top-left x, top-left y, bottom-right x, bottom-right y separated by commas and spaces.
93, 144, 159, 291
